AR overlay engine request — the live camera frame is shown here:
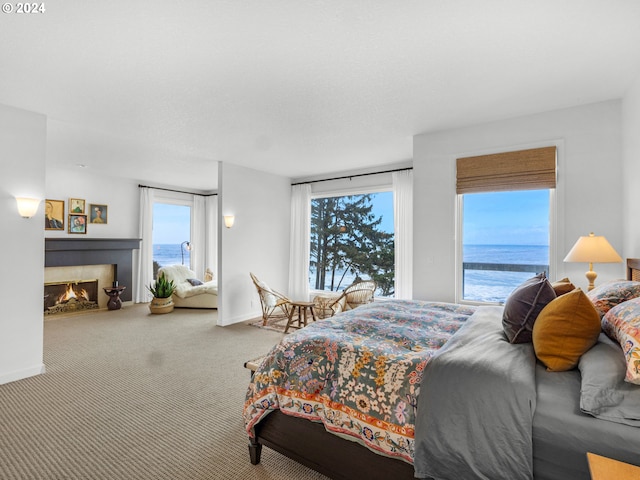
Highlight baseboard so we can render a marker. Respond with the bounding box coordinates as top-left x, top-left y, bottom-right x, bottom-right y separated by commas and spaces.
0, 363, 46, 385
218, 311, 256, 326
